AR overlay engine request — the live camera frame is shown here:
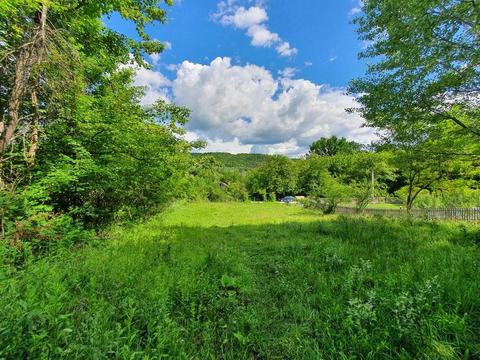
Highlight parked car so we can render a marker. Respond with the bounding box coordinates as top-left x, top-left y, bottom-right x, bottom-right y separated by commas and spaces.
280, 196, 296, 204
